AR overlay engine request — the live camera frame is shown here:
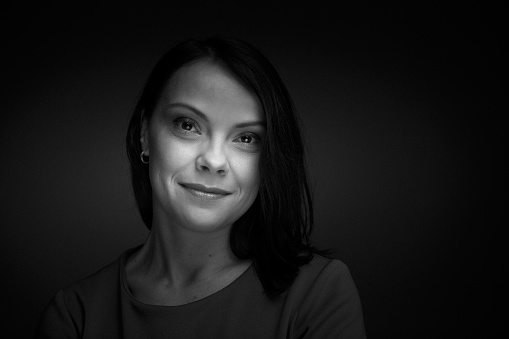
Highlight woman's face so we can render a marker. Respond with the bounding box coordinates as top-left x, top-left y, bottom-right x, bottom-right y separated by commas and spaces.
141, 60, 264, 233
